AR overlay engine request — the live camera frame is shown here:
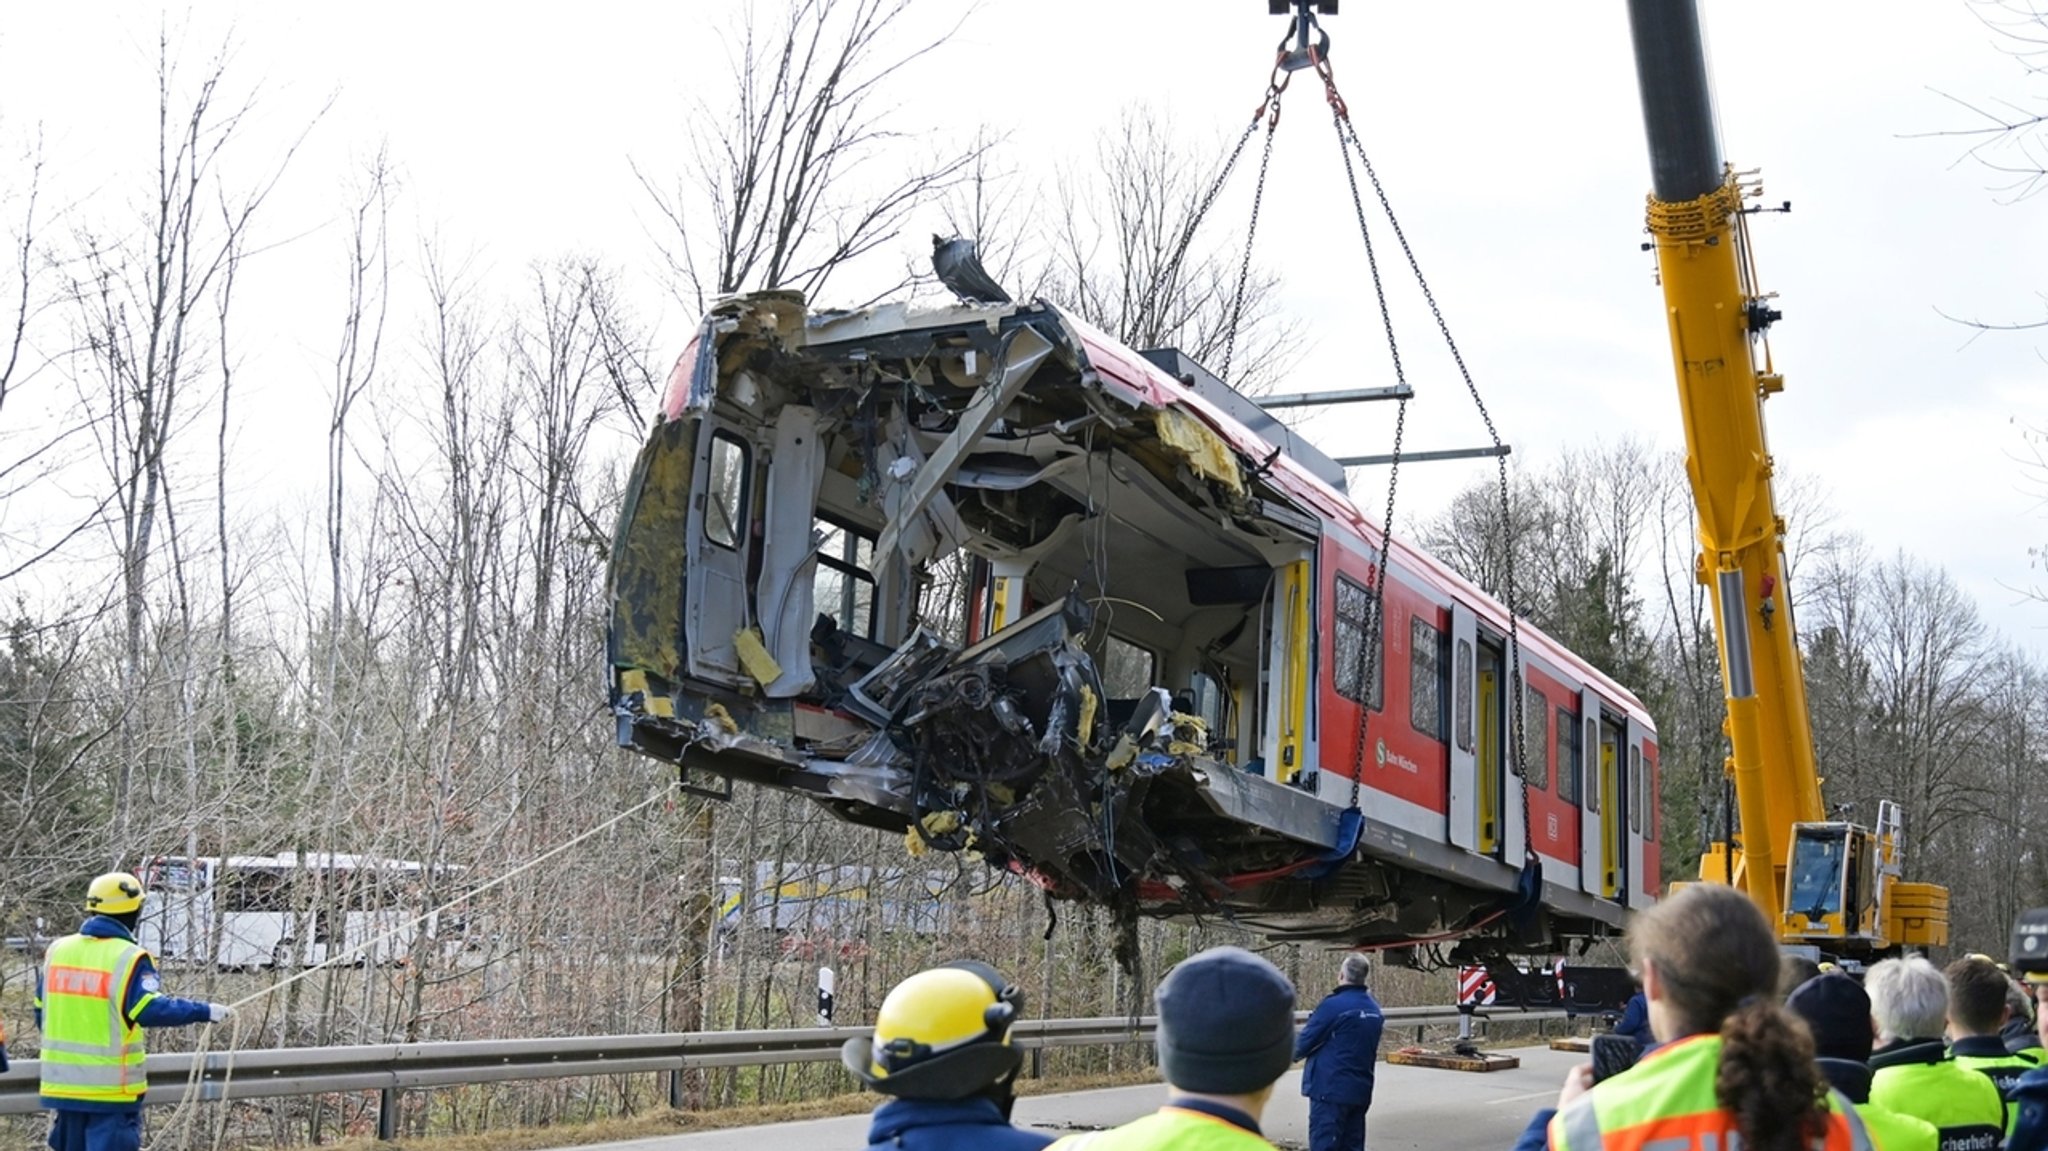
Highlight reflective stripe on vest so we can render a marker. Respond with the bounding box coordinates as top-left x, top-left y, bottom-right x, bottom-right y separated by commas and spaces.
1548, 1035, 1875, 1151
1870, 1059, 2007, 1151
38, 934, 149, 1104
1047, 1108, 1274, 1151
